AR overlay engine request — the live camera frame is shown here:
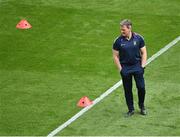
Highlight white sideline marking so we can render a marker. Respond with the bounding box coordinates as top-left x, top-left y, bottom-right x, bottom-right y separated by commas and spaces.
47, 36, 180, 137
